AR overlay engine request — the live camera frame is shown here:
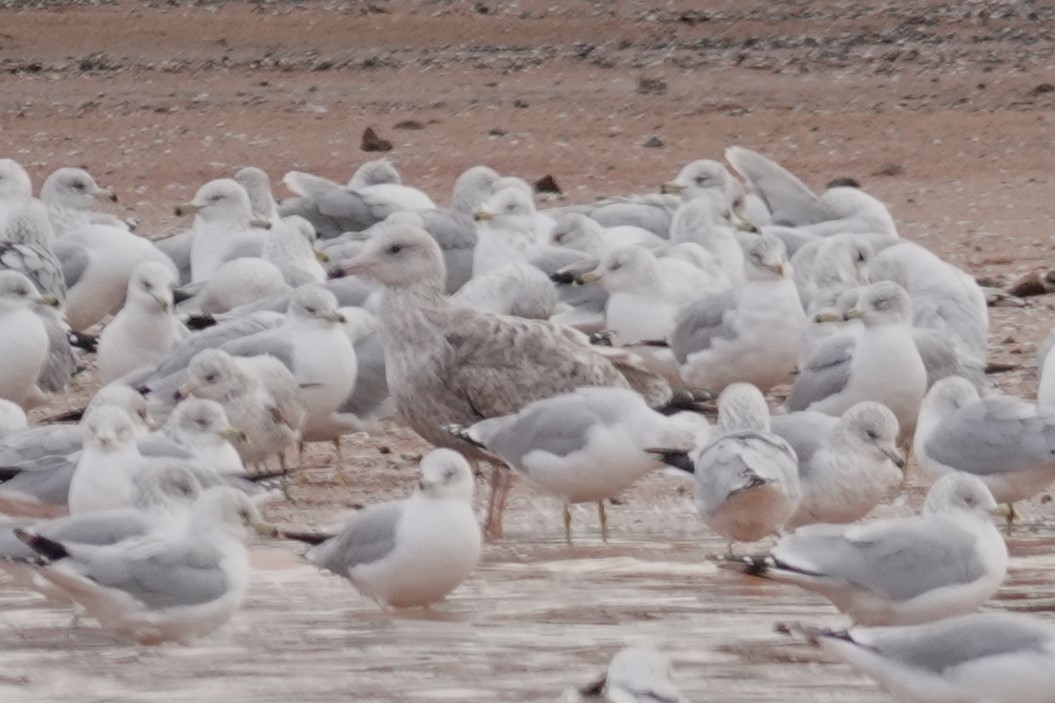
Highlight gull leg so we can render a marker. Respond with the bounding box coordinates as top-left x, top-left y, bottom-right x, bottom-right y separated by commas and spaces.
333, 437, 343, 462
597, 501, 608, 543
726, 540, 735, 558
483, 466, 504, 541
298, 441, 306, 466
491, 468, 512, 540
563, 504, 573, 545
1005, 502, 1016, 536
